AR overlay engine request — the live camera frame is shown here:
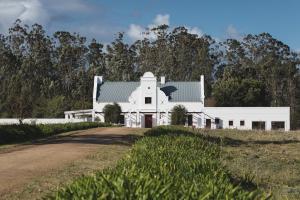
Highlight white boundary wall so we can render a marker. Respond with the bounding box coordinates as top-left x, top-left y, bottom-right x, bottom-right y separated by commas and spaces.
203, 107, 290, 131
0, 118, 87, 125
